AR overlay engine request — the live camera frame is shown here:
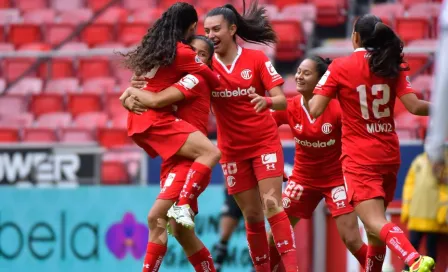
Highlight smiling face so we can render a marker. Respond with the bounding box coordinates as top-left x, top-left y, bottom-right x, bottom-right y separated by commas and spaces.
294, 59, 320, 94
190, 38, 212, 66
204, 14, 236, 55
